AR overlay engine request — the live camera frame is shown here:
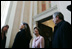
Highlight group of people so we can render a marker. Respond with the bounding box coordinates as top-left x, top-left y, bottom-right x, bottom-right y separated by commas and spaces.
1, 11, 71, 48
